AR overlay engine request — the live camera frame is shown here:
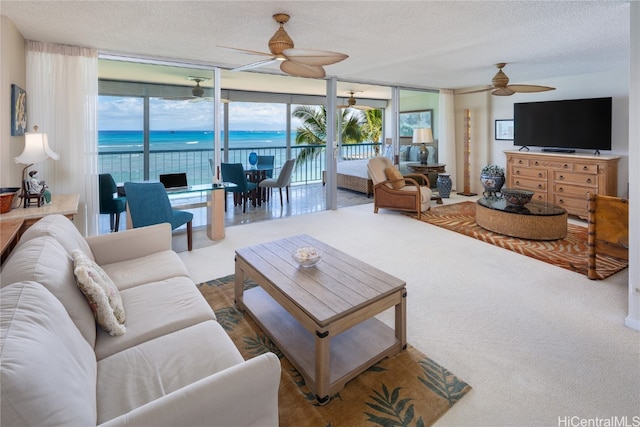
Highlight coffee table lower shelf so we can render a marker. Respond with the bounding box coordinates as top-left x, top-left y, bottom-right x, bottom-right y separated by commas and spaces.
242, 286, 401, 401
